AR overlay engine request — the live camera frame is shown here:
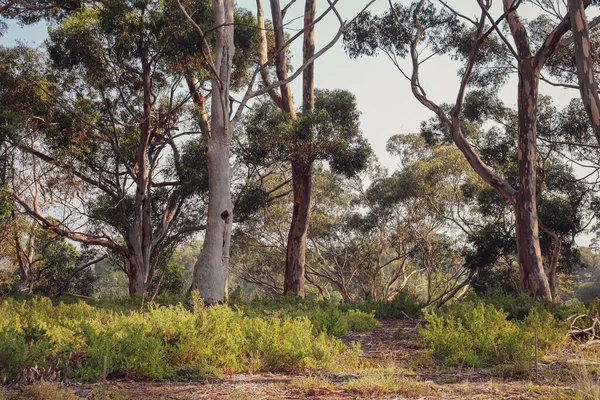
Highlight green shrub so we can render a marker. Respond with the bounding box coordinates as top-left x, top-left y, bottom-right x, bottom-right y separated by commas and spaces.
463, 287, 588, 321
419, 291, 572, 373
0, 381, 83, 399
232, 297, 381, 337
341, 290, 425, 319
523, 309, 567, 351
0, 296, 359, 383
420, 302, 533, 368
